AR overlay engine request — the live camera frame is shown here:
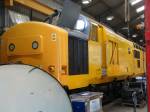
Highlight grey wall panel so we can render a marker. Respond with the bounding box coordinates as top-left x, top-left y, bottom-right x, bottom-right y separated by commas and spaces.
10, 3, 47, 21
31, 10, 47, 21
9, 3, 31, 16
4, 3, 47, 28
4, 8, 12, 28
4, 3, 31, 28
